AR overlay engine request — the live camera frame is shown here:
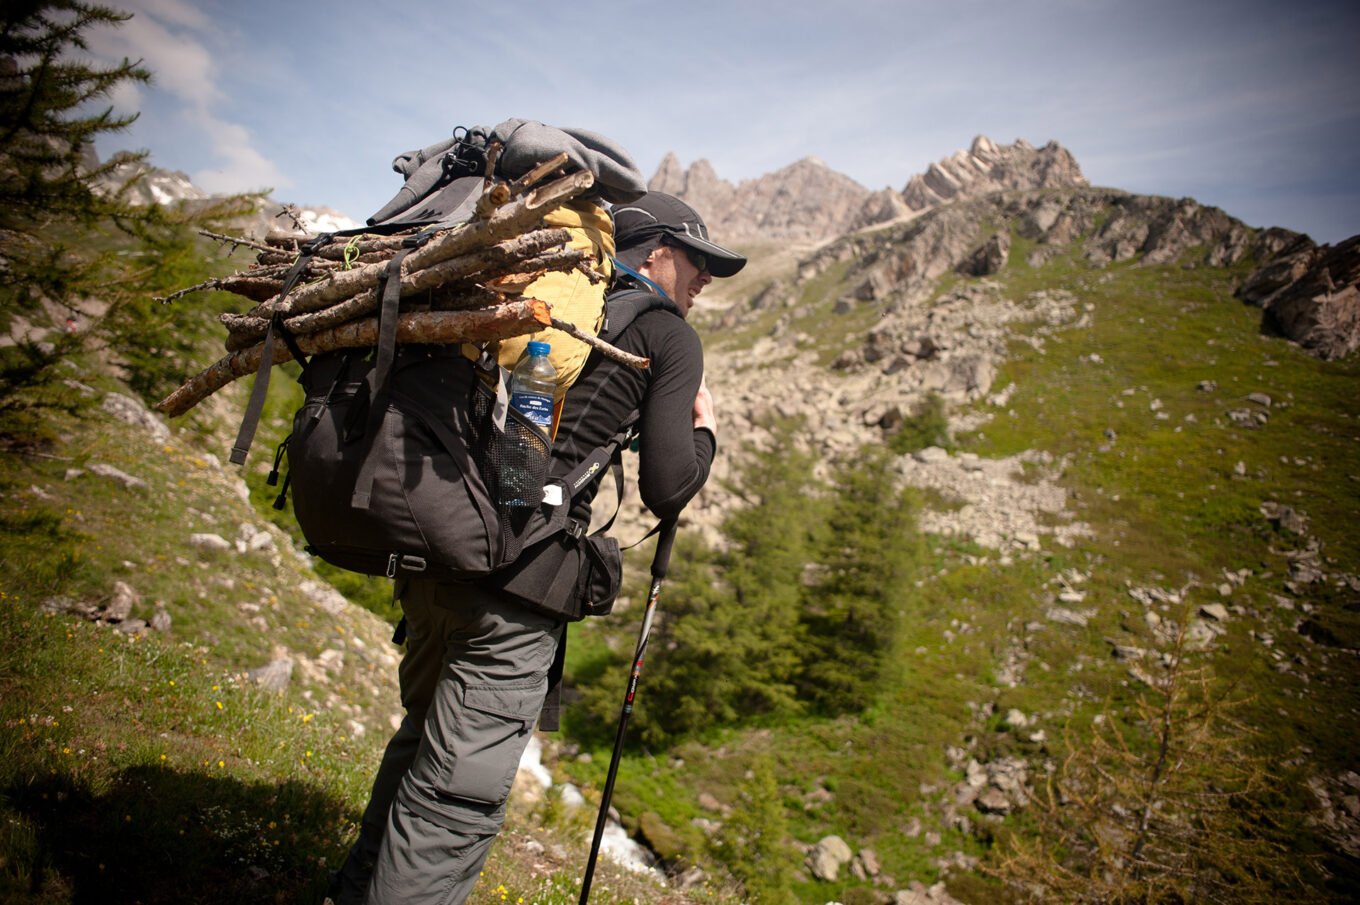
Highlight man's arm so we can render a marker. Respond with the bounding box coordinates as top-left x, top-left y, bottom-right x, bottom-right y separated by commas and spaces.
636, 320, 714, 519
